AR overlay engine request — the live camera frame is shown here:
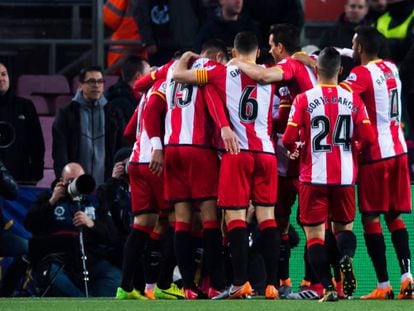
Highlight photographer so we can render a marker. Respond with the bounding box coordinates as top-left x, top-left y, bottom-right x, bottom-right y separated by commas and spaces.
24, 162, 121, 297
97, 147, 133, 268
0, 159, 29, 296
